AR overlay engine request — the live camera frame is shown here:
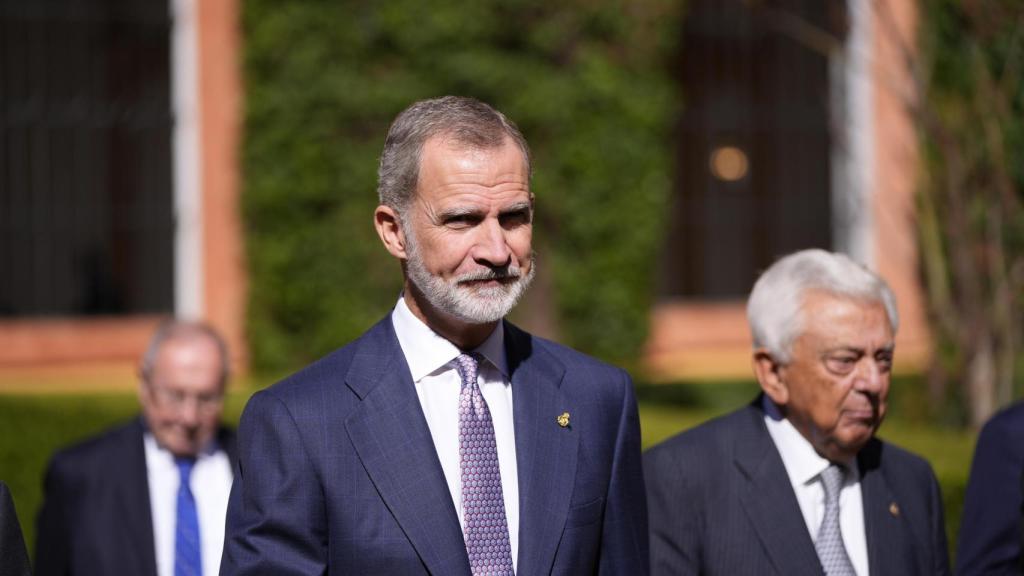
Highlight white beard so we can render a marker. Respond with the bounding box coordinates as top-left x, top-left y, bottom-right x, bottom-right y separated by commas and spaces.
404, 229, 535, 324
